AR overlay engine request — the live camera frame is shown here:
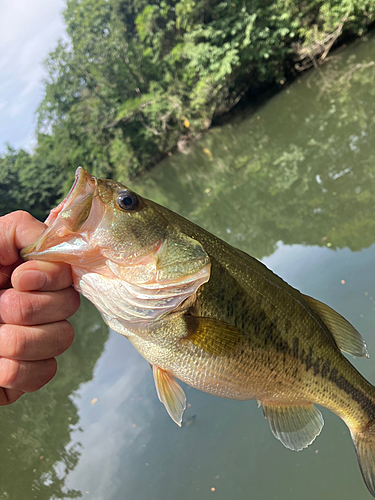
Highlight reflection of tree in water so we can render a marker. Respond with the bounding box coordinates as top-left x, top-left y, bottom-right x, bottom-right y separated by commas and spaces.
0, 298, 109, 499
134, 36, 375, 260
1, 37, 373, 500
